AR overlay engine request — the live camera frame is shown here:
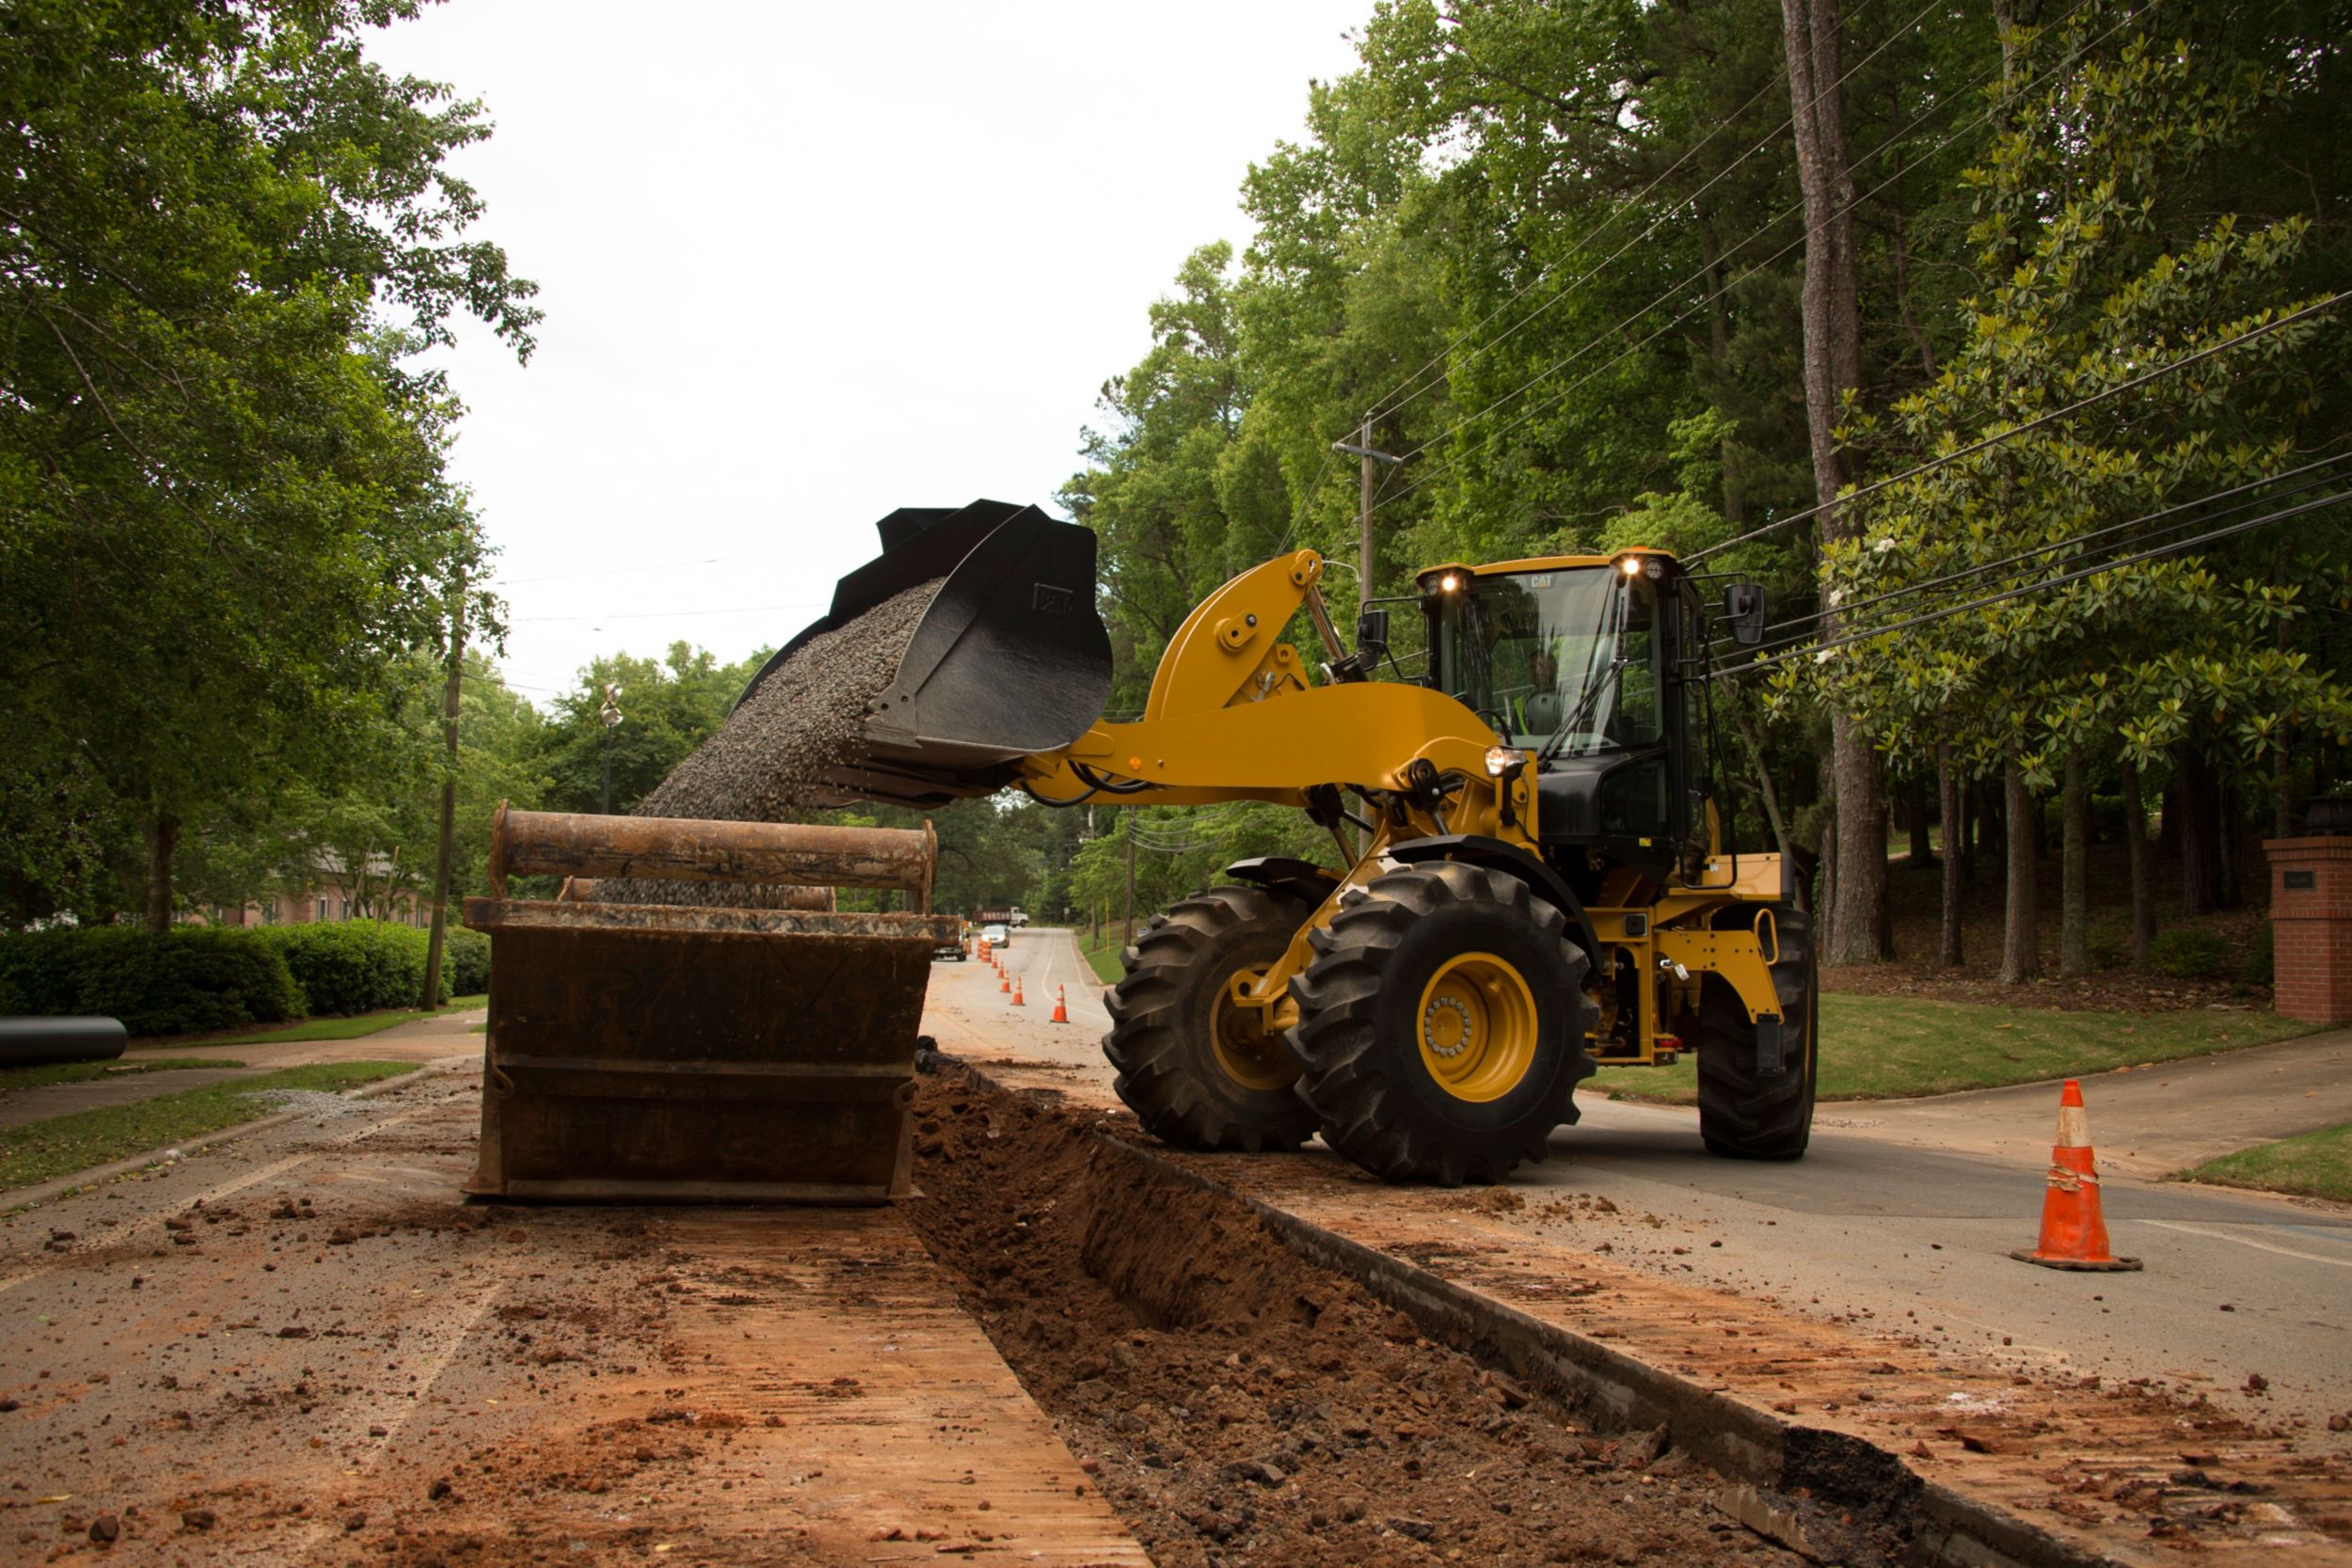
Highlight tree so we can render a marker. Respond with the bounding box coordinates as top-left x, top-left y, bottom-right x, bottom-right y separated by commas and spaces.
533, 644, 767, 816
1812, 2, 2352, 979
0, 1, 536, 930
